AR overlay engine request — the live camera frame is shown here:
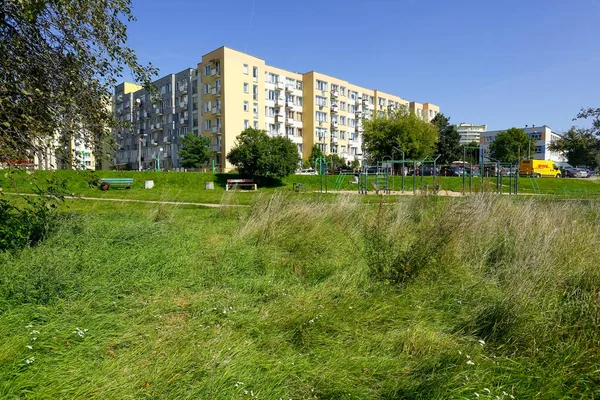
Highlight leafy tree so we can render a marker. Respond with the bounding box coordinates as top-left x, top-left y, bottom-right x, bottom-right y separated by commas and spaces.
576, 107, 600, 136
363, 108, 438, 164
488, 128, 534, 163
548, 127, 599, 169
308, 144, 326, 168
432, 113, 462, 164
329, 154, 347, 170
0, 0, 156, 165
227, 128, 299, 178
179, 134, 212, 169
